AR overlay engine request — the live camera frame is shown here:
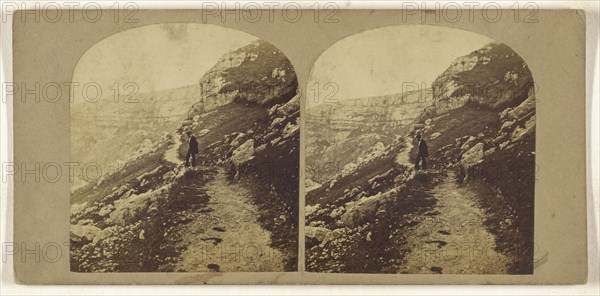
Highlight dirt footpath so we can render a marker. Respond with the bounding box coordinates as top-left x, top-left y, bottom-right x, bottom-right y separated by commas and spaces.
399, 172, 510, 274
175, 168, 284, 272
